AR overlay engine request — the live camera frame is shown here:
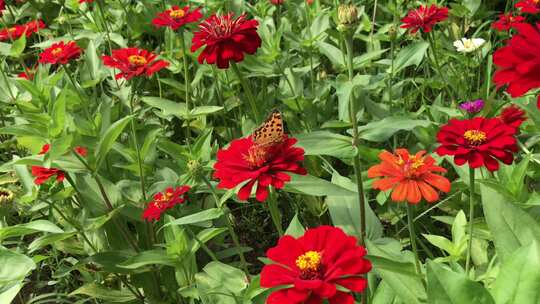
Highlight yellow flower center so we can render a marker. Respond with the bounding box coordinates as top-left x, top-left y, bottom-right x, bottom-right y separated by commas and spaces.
8, 27, 17, 32
243, 145, 268, 168
51, 48, 63, 56
295, 251, 322, 272
410, 157, 424, 169
169, 8, 185, 18
463, 130, 487, 145
128, 55, 147, 66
